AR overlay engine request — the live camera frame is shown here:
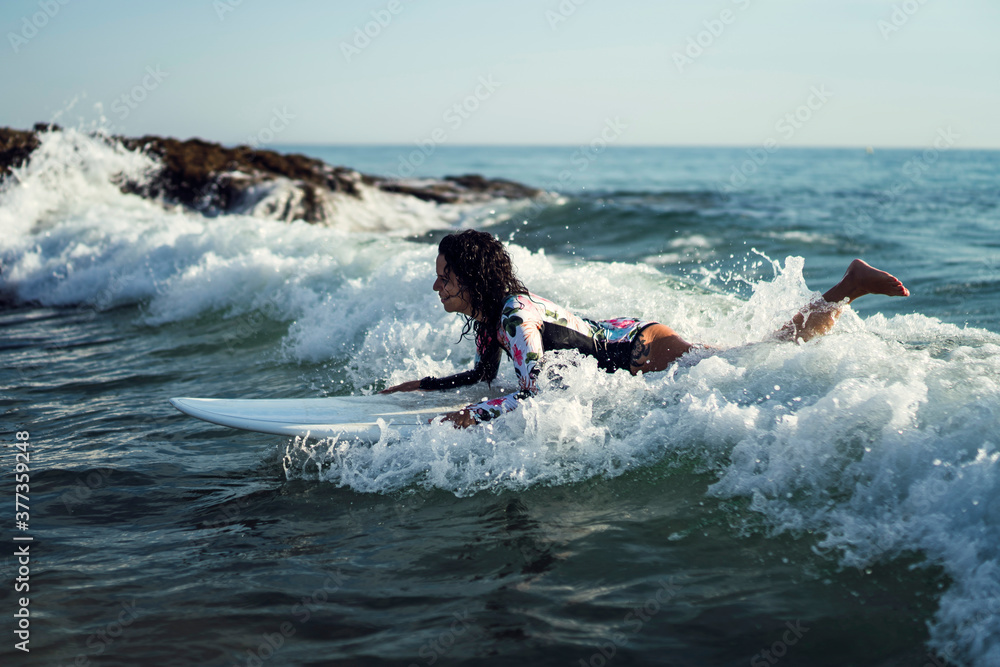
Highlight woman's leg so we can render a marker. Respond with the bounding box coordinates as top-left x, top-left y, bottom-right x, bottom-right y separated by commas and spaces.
629, 324, 693, 374
775, 259, 909, 342
627, 259, 908, 374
